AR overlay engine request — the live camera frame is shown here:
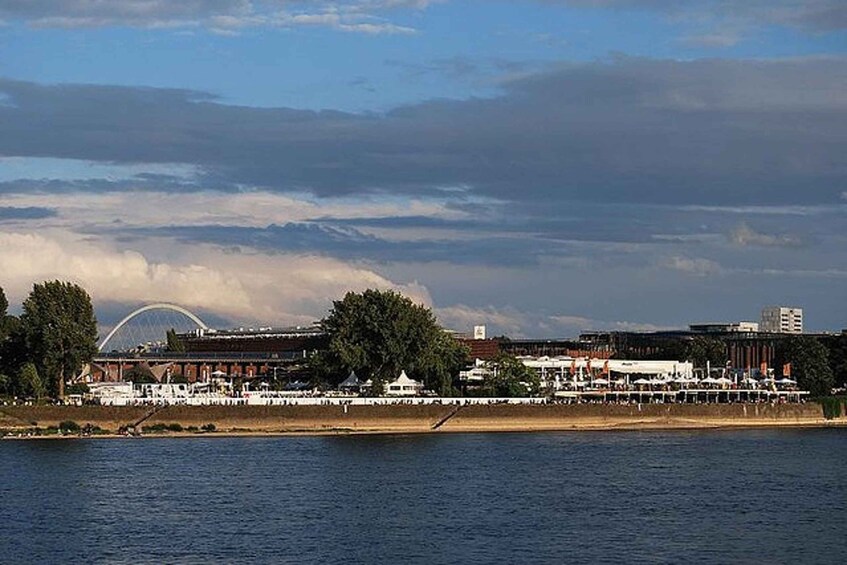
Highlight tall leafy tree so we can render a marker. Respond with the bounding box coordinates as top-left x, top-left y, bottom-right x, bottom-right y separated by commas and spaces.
775, 336, 834, 397
684, 336, 727, 368
0, 285, 20, 388
485, 353, 541, 397
20, 281, 98, 399
17, 362, 45, 399
0, 286, 7, 324
821, 334, 847, 389
312, 289, 468, 394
